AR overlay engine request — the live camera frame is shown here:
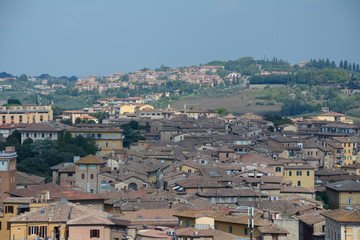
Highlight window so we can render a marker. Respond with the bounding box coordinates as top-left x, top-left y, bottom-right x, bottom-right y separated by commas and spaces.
89, 164, 96, 170
113, 142, 116, 148
275, 167, 281, 172
29, 226, 38, 235
185, 220, 189, 227
244, 227, 248, 235
112, 134, 116, 139
226, 153, 229, 158
39, 226, 47, 238
289, 171, 292, 176
188, 169, 192, 173
297, 171, 302, 176
90, 174, 94, 179
307, 171, 310, 176
229, 226, 233, 233
348, 198, 353, 204
105, 134, 109, 139
90, 229, 100, 238
105, 142, 109, 148
5, 206, 14, 214
79, 164, 86, 170
297, 181, 301, 186
81, 174, 85, 179
214, 224, 218, 230
101, 180, 107, 190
